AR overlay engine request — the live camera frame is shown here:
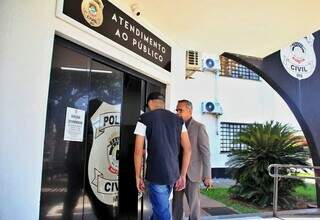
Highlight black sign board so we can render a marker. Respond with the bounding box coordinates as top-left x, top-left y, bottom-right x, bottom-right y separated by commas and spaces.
63, 0, 171, 72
